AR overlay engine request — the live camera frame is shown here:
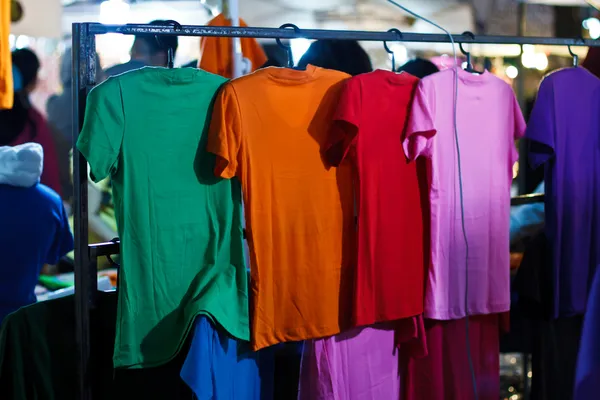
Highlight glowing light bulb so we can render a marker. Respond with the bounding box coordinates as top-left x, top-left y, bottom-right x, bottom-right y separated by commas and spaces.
521, 48, 536, 69
506, 65, 518, 79
584, 18, 600, 40
534, 52, 548, 71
